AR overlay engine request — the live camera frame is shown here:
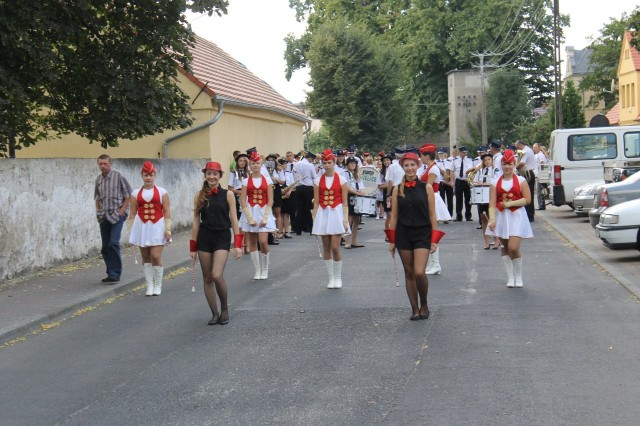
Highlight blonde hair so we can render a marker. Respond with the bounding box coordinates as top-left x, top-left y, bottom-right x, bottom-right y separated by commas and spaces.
398, 175, 407, 198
